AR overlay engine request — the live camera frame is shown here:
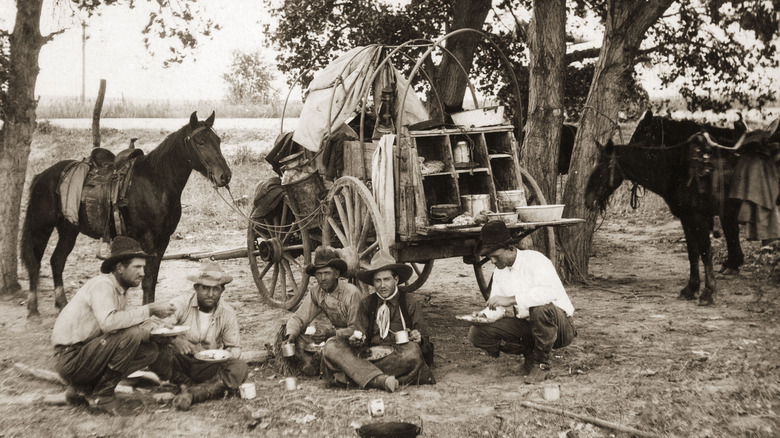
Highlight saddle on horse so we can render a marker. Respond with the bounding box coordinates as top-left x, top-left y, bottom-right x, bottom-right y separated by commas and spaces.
59, 145, 143, 243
